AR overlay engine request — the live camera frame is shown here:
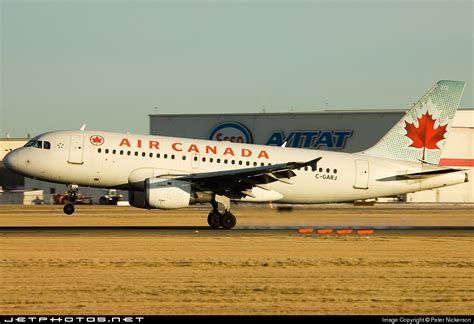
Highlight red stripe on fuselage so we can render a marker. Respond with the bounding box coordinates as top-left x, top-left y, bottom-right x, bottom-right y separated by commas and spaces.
439, 158, 474, 167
